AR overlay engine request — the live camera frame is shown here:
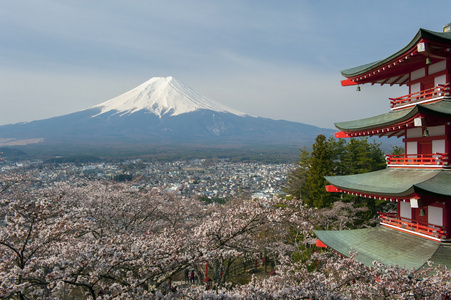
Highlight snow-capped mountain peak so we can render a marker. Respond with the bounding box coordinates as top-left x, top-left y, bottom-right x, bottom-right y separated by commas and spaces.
91, 76, 247, 118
